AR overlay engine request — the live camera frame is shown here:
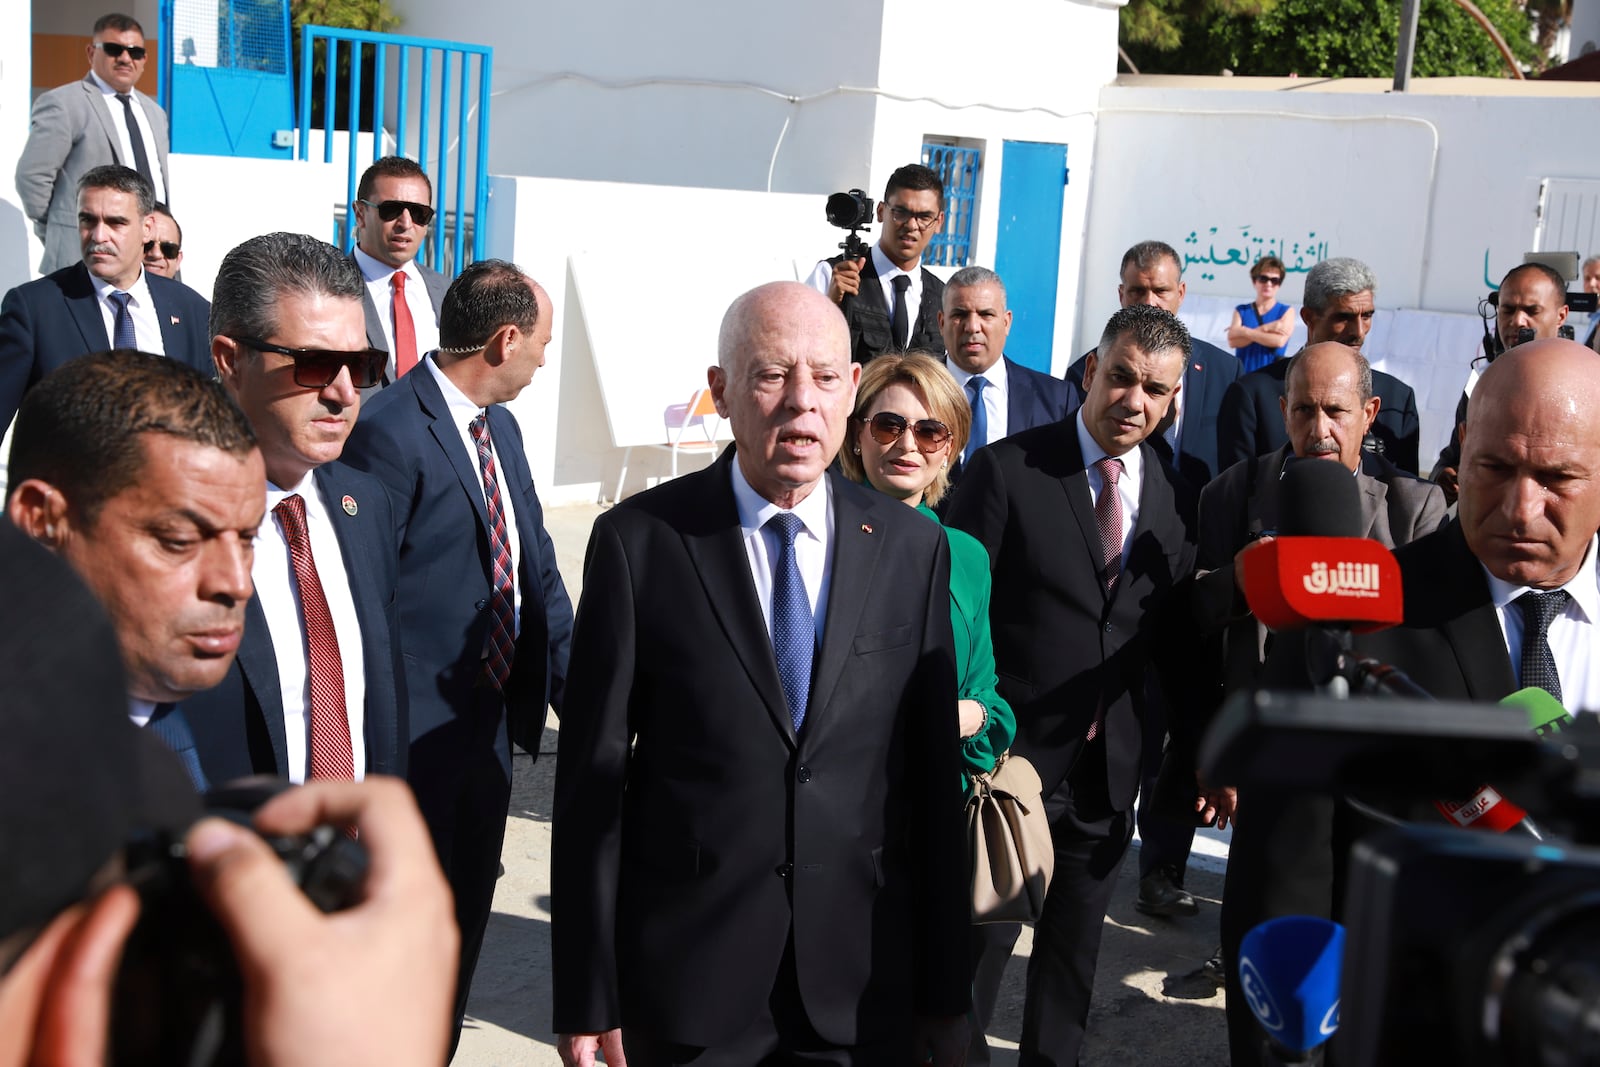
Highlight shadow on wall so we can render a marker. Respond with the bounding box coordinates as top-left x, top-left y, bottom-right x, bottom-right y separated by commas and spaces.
0, 200, 39, 292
